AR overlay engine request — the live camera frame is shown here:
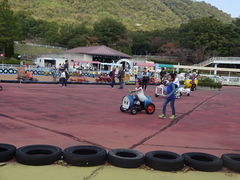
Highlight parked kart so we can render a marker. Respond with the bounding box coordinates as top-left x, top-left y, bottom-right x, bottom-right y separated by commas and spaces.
120, 92, 155, 115
177, 86, 191, 96
155, 81, 189, 98
155, 80, 168, 97
95, 74, 112, 82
